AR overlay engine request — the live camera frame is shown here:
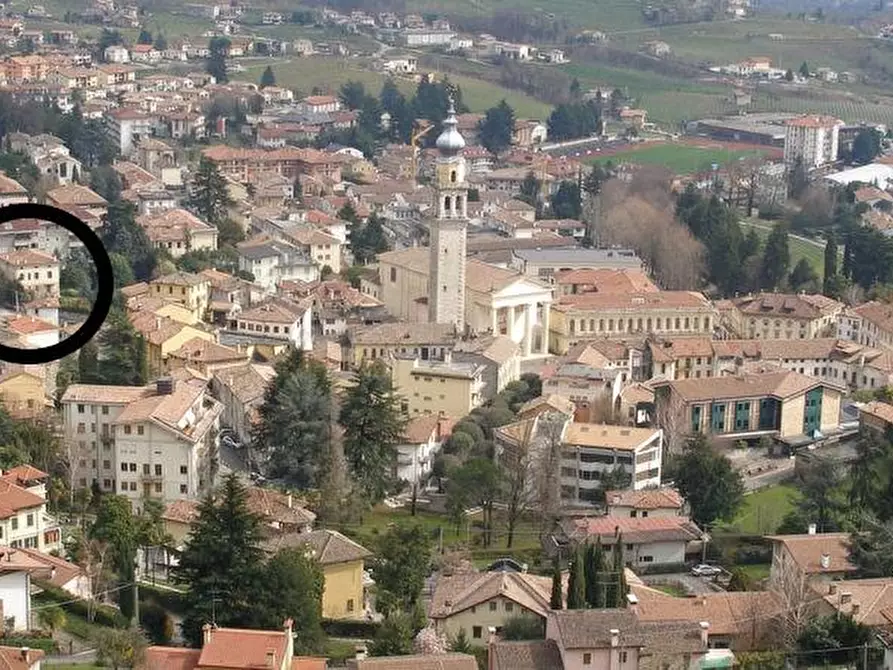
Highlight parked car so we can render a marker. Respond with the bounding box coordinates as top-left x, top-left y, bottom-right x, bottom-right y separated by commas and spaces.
691, 564, 722, 577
